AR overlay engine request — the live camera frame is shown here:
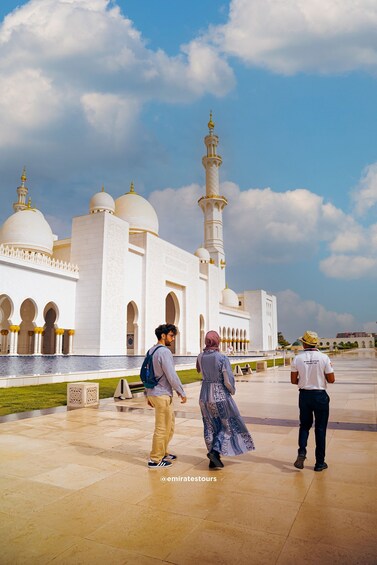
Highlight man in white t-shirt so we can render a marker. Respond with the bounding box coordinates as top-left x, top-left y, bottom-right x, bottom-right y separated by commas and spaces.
291, 331, 335, 472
